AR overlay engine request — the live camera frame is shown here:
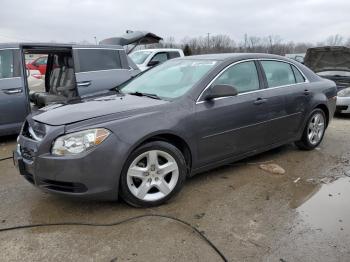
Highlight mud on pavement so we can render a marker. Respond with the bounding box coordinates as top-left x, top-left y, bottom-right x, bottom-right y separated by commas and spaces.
0, 116, 350, 262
